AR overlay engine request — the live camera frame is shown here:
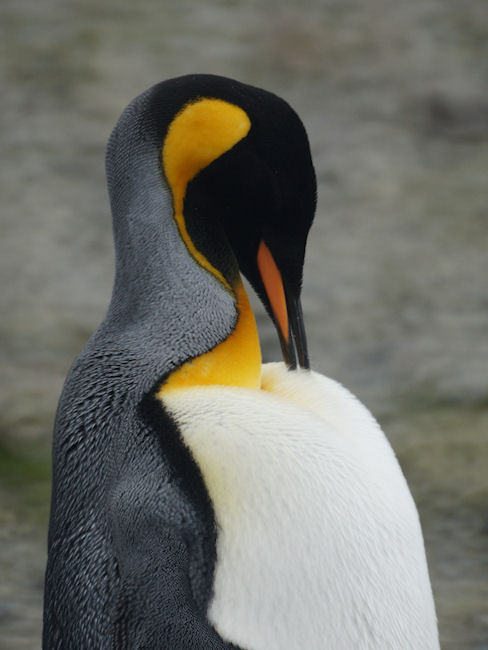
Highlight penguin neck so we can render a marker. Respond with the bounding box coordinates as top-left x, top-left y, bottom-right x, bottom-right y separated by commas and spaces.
105, 134, 261, 390
107, 147, 187, 323
160, 279, 262, 393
